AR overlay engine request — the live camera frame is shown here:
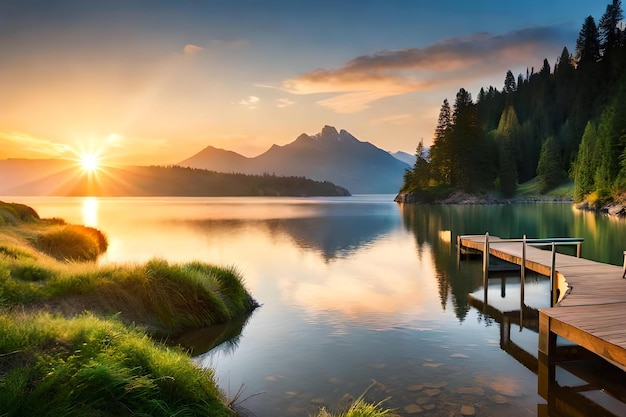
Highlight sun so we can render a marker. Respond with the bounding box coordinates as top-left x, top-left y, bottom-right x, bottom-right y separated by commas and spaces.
80, 153, 100, 172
